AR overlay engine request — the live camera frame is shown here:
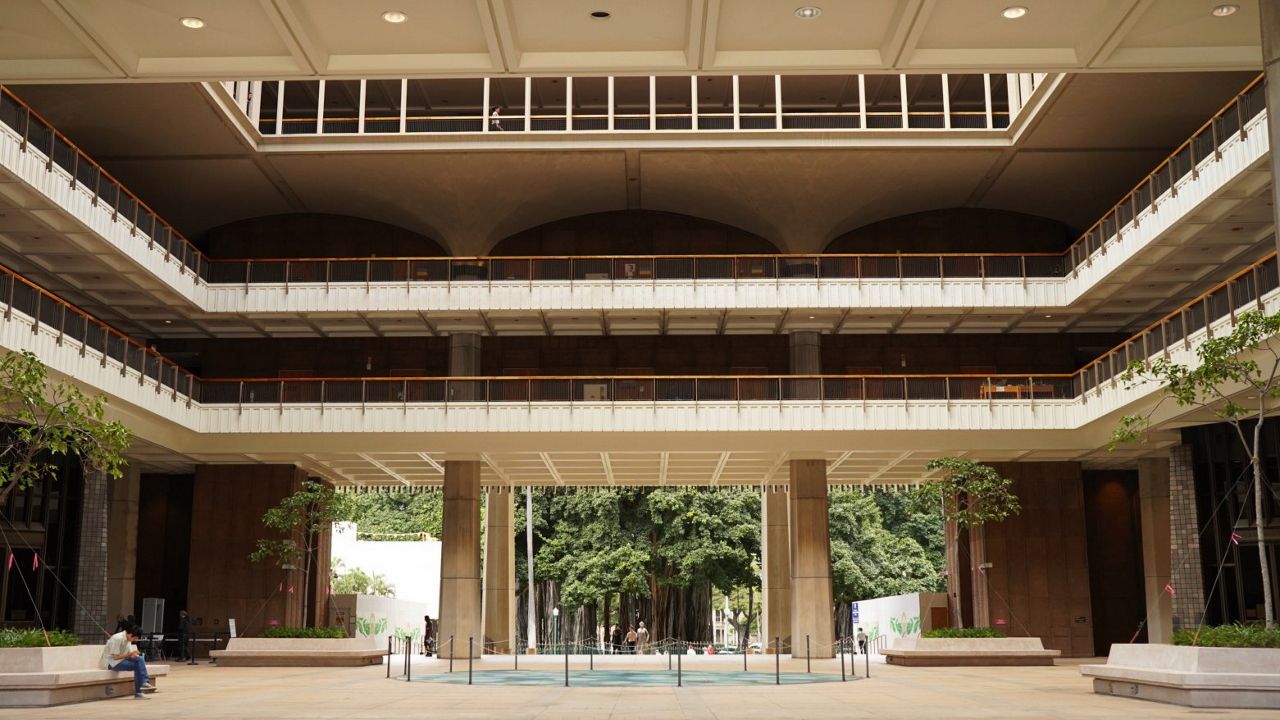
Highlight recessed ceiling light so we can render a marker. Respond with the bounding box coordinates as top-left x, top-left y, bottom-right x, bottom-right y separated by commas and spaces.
1044, 314, 1053, 319
590, 10, 611, 19
1001, 6, 1028, 19
1212, 4, 1239, 17
164, 320, 173, 324
180, 16, 205, 29
381, 10, 408, 23
795, 6, 822, 18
